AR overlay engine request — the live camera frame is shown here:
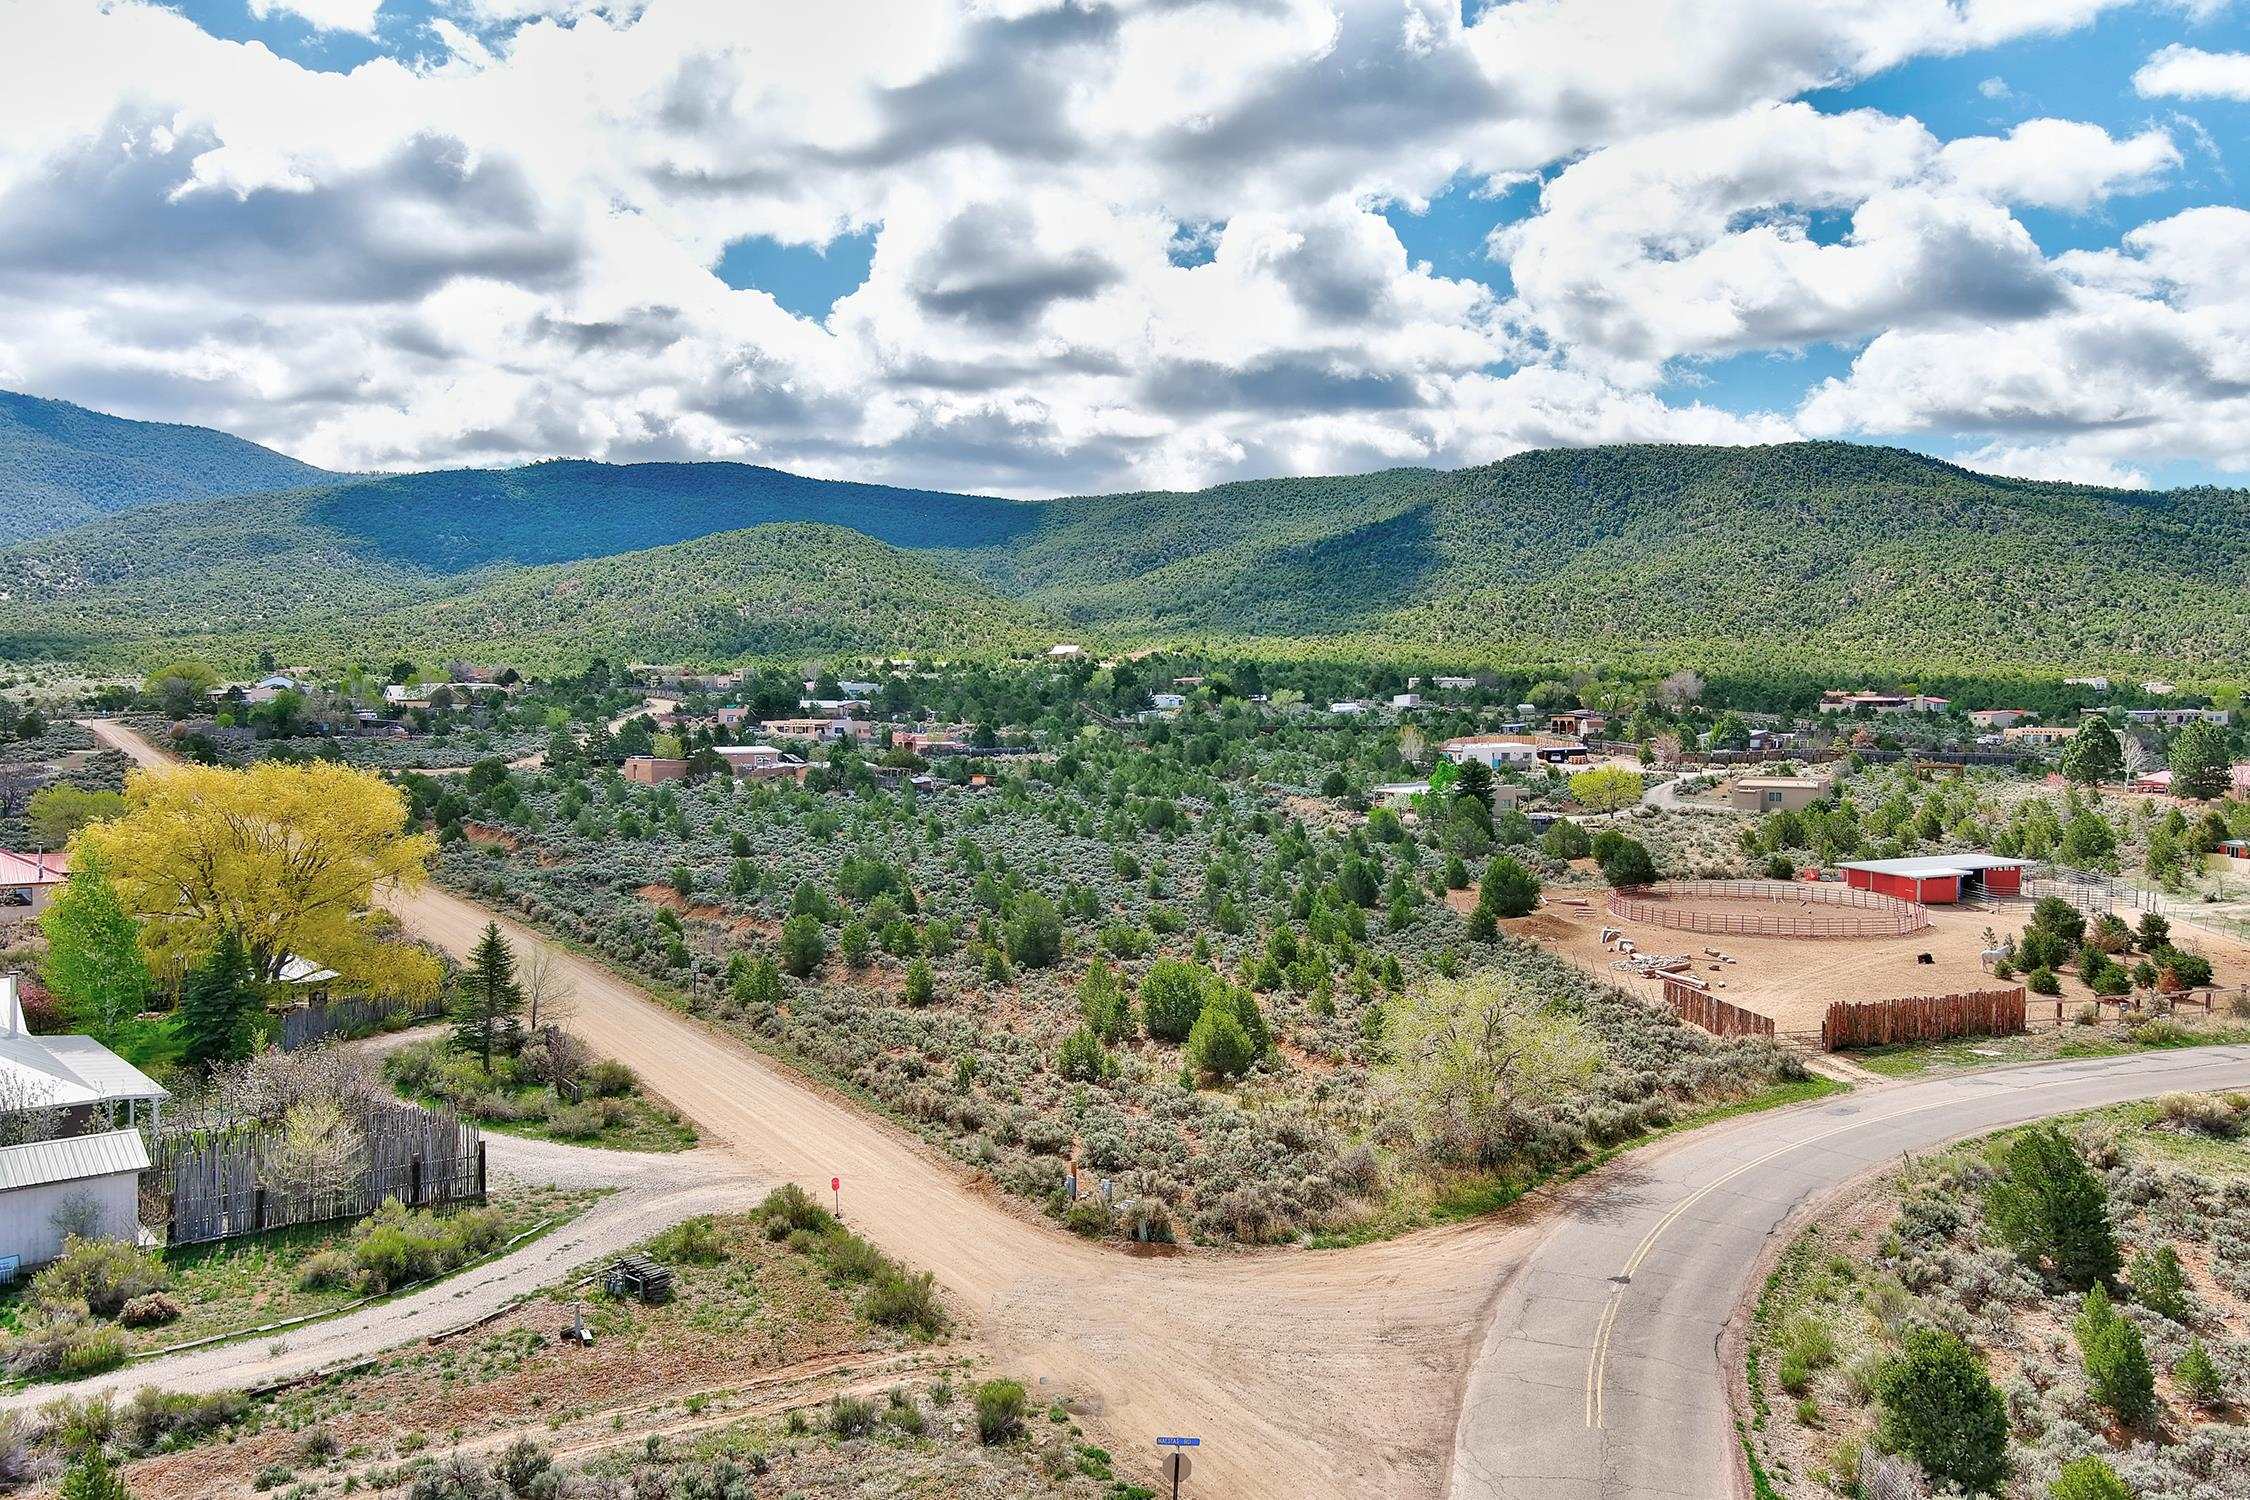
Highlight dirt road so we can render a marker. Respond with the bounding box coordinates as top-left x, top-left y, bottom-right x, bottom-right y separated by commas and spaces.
2, 1130, 763, 1412
84, 717, 1533, 1498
